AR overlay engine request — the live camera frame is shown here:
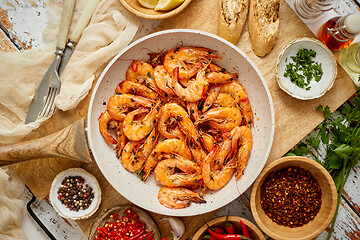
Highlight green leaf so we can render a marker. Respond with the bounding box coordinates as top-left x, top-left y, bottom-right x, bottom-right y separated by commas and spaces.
333, 144, 353, 160
325, 153, 343, 170
350, 148, 360, 167
308, 137, 320, 149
